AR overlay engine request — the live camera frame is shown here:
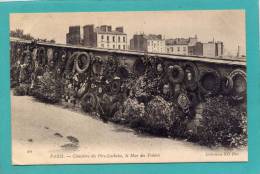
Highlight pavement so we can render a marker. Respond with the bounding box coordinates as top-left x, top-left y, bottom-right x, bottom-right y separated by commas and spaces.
11, 93, 248, 165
